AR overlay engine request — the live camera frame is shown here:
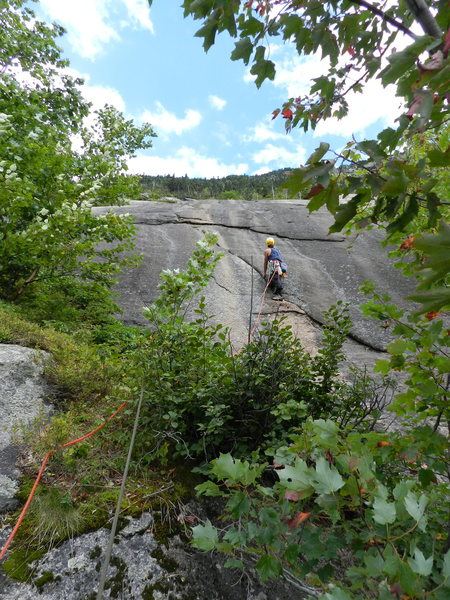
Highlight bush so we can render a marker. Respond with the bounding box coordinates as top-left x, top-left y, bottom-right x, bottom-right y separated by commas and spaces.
193, 420, 450, 599
132, 235, 384, 463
